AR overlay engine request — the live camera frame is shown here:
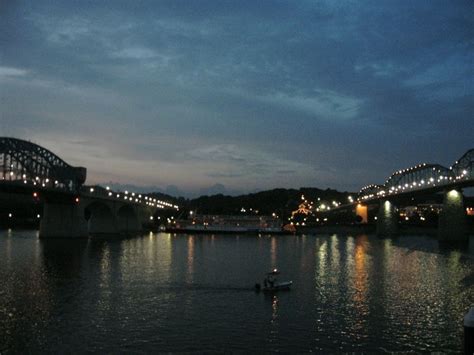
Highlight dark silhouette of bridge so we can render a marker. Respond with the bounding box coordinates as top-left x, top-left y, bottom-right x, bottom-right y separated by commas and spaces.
0, 137, 178, 238
332, 148, 474, 242
358, 149, 473, 201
